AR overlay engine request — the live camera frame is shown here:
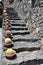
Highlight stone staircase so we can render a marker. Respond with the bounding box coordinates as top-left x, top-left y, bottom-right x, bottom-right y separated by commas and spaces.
39, 0, 43, 7
2, 7, 43, 65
